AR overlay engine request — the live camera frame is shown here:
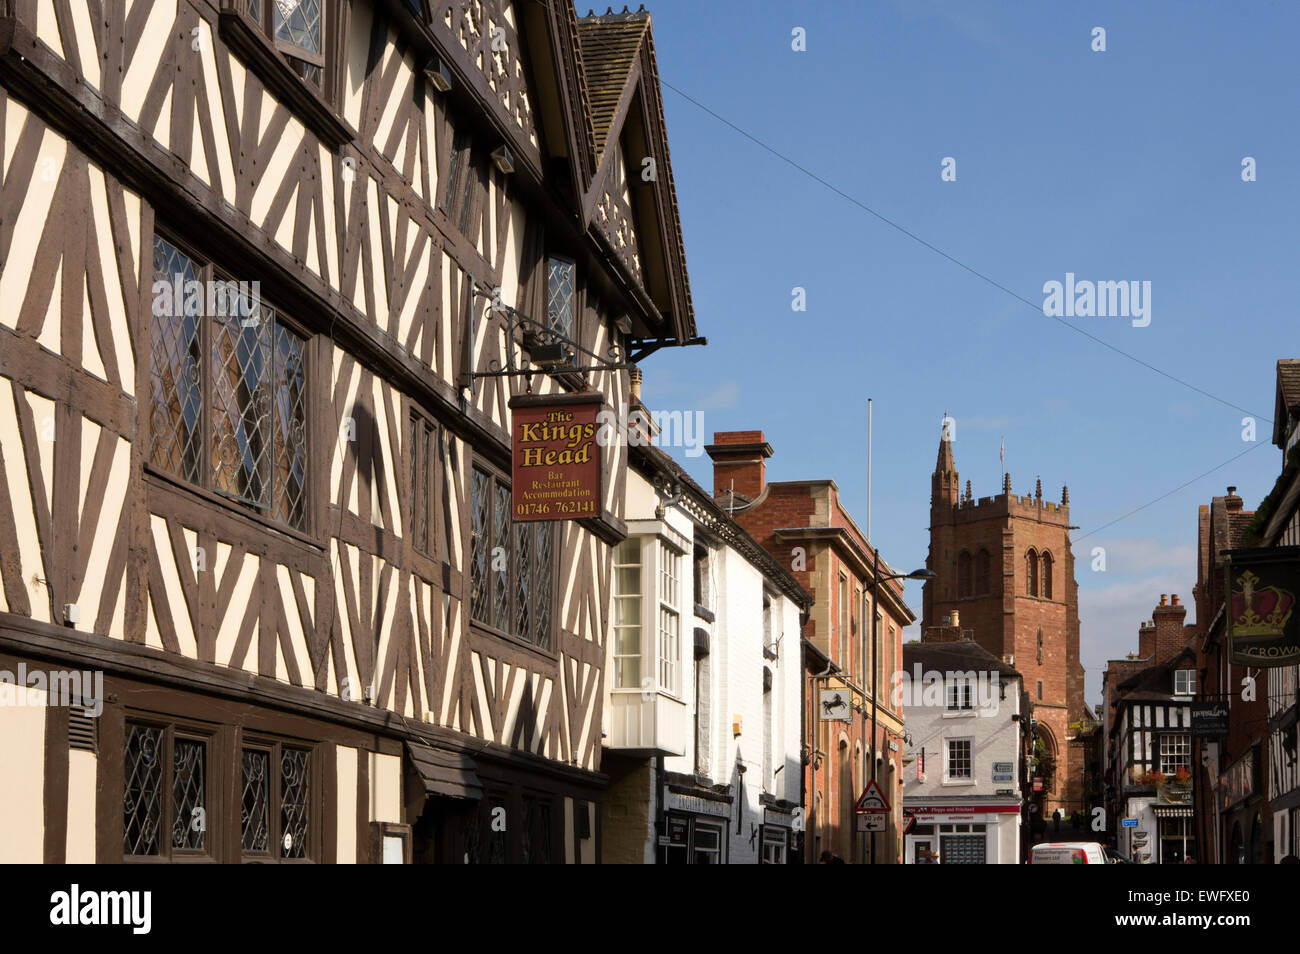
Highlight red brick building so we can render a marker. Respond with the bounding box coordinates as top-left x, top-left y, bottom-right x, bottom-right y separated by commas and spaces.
705, 431, 915, 863
922, 428, 1087, 820
1192, 487, 1272, 863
